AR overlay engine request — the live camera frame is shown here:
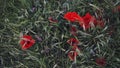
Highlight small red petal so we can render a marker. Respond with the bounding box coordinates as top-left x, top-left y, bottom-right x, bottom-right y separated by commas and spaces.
71, 26, 77, 32
64, 12, 82, 22
22, 39, 35, 50
96, 57, 106, 66
70, 26, 77, 36
68, 51, 78, 61
67, 38, 79, 46
80, 12, 96, 30
20, 35, 35, 50
48, 17, 58, 23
